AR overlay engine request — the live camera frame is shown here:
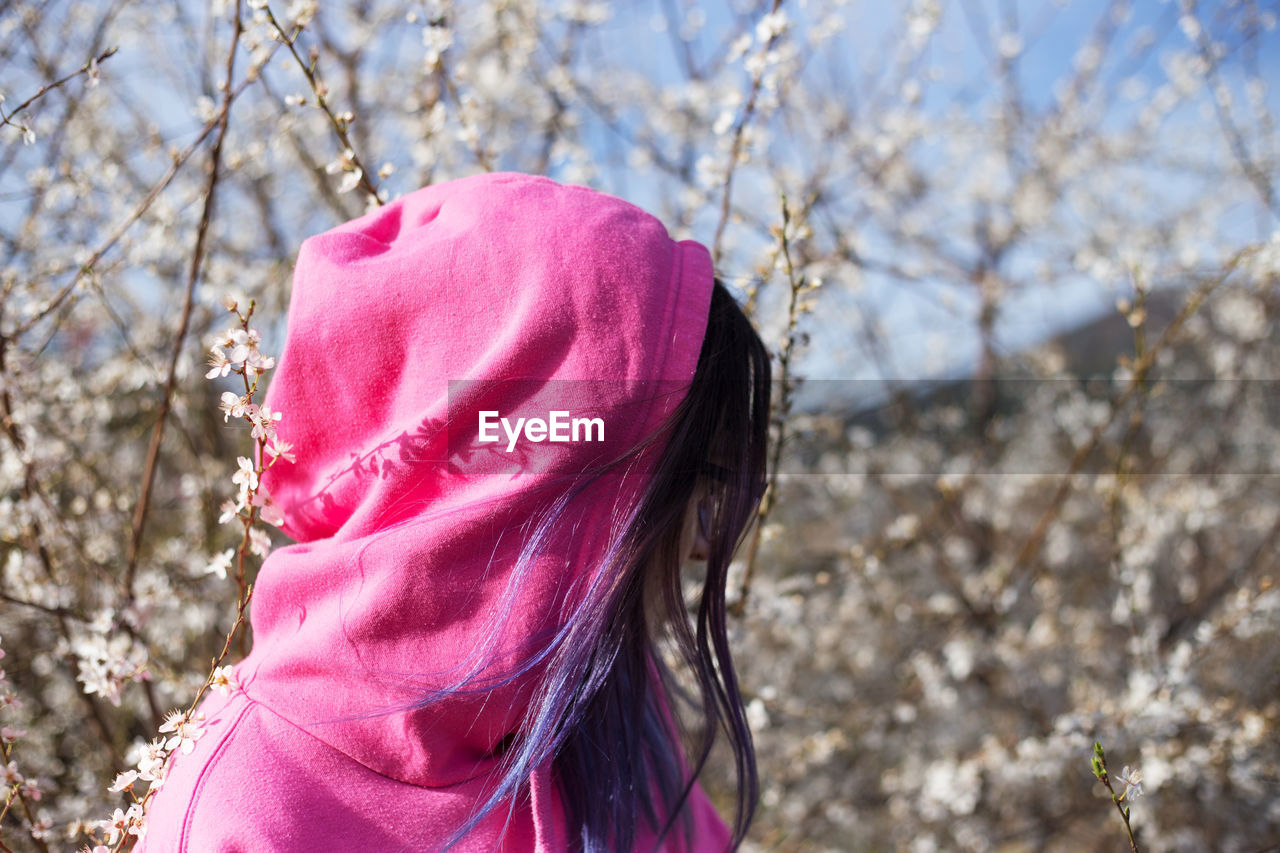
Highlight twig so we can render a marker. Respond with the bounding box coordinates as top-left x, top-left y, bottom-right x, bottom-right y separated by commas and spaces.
0, 46, 118, 132
11, 69, 270, 338
732, 192, 811, 617
258, 3, 386, 204
1090, 741, 1142, 853
711, 0, 785, 266
1183, 4, 1278, 216
124, 0, 244, 601
0, 741, 50, 853
0, 591, 80, 619
105, 579, 255, 853
109, 292, 284, 851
